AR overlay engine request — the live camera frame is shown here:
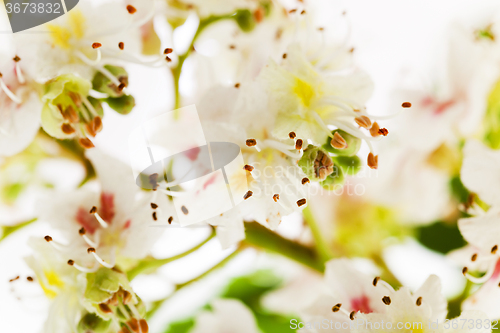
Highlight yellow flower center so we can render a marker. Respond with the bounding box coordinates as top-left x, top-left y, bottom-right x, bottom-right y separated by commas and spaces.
47, 10, 86, 49
293, 77, 315, 107
40, 270, 64, 299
